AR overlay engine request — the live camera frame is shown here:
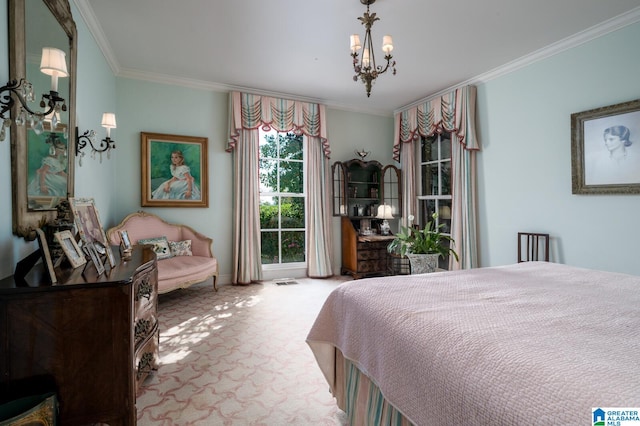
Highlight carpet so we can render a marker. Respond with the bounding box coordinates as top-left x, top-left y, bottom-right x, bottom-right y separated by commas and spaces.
136, 277, 350, 425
